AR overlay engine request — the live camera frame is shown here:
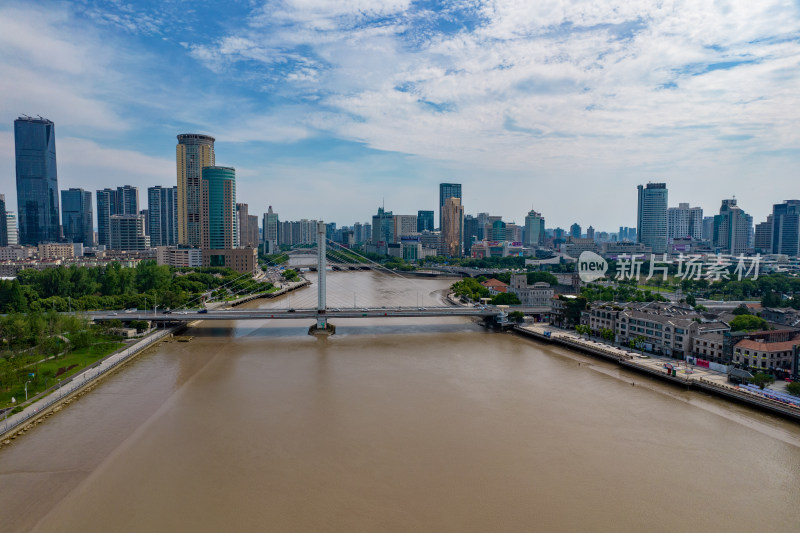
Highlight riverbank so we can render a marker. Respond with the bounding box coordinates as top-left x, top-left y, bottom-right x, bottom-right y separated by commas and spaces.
514, 324, 800, 421
0, 325, 182, 443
